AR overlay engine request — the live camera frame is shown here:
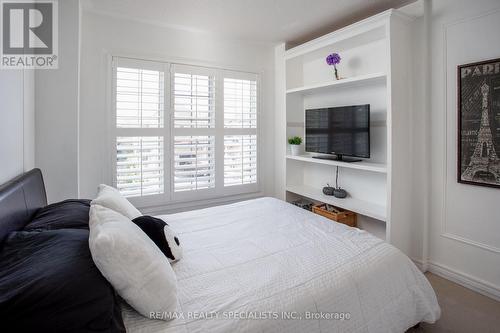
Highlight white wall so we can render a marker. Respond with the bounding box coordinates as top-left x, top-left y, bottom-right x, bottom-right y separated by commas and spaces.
23, 70, 35, 171
0, 70, 25, 184
274, 44, 287, 200
79, 11, 275, 211
409, 13, 426, 266
35, 0, 80, 202
428, 0, 500, 300
0, 69, 34, 184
